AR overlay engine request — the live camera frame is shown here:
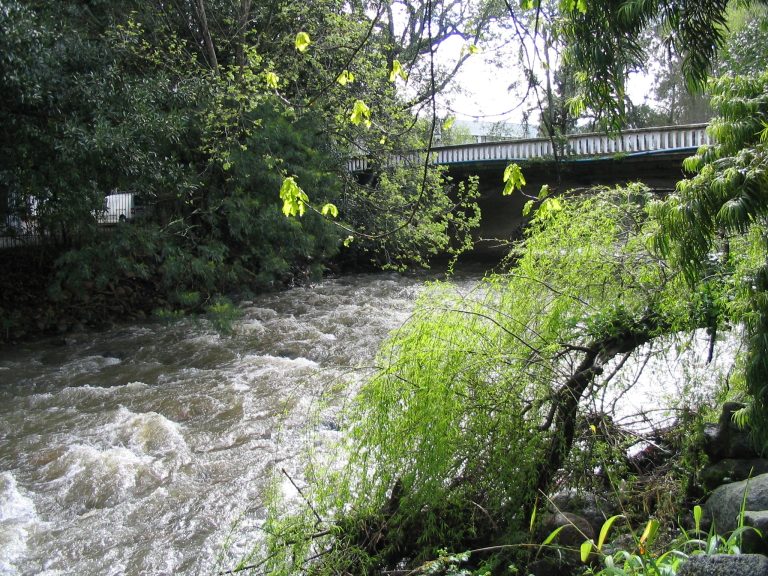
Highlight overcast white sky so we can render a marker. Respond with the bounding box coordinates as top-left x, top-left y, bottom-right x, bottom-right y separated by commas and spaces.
432, 35, 654, 126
